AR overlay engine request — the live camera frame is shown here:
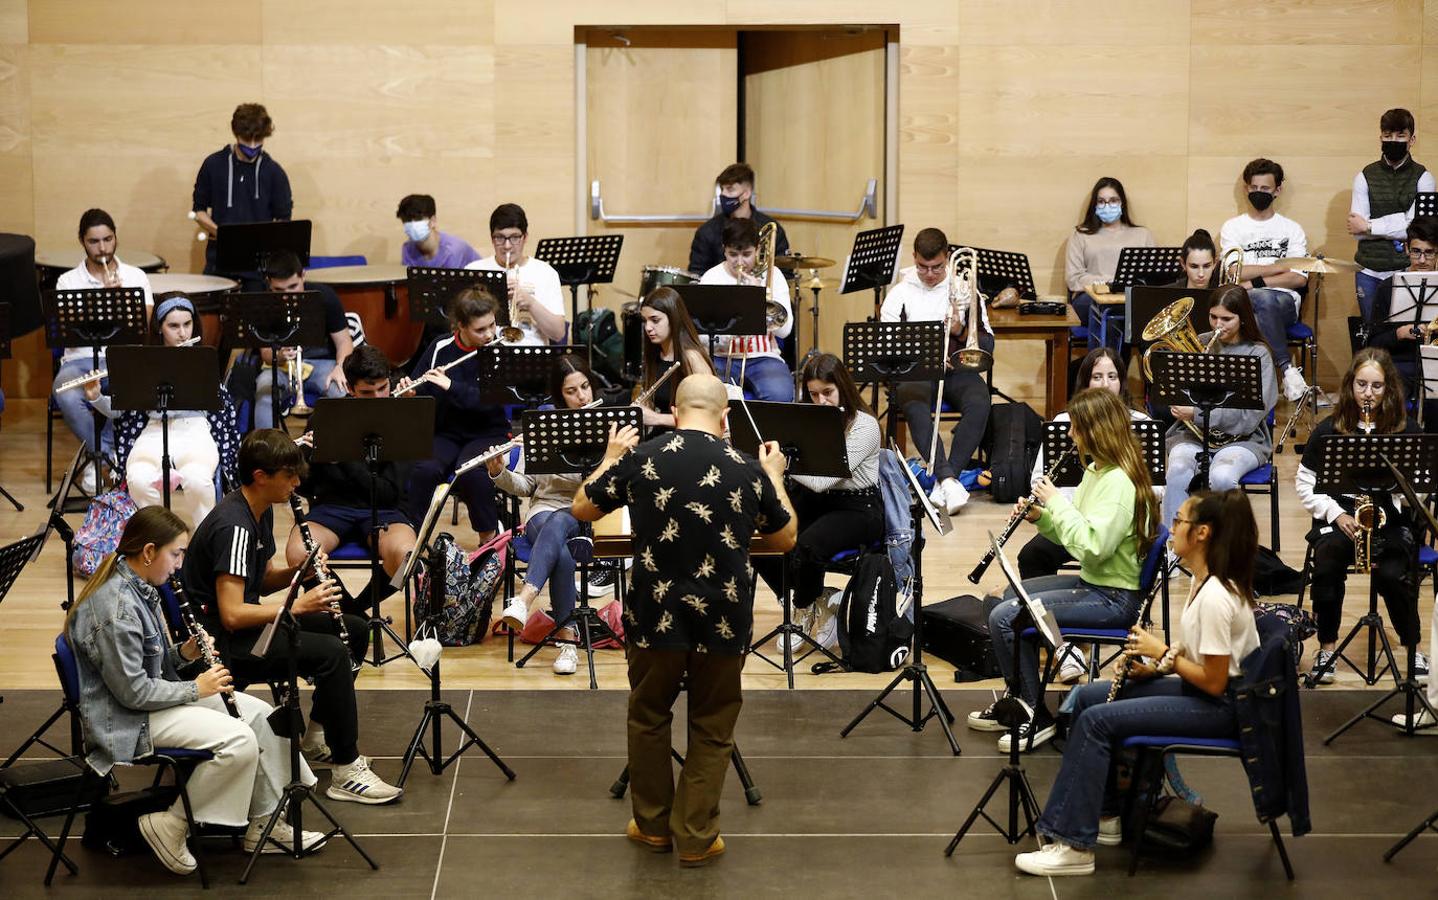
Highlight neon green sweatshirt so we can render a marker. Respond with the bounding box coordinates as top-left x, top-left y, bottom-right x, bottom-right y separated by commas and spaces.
1035, 463, 1141, 590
